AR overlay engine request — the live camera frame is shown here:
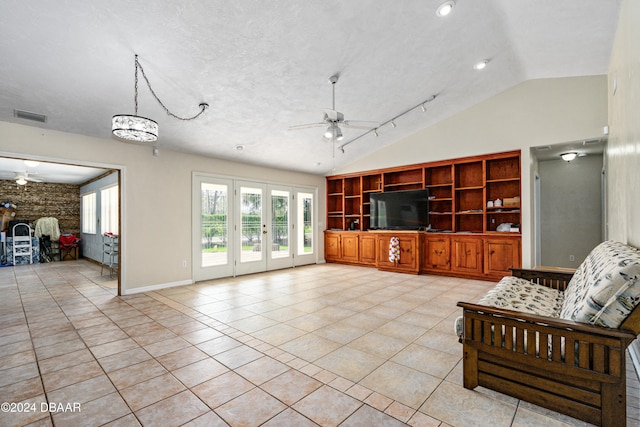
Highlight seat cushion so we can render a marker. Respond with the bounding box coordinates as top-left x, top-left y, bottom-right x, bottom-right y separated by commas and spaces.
477, 276, 565, 318
560, 240, 640, 328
